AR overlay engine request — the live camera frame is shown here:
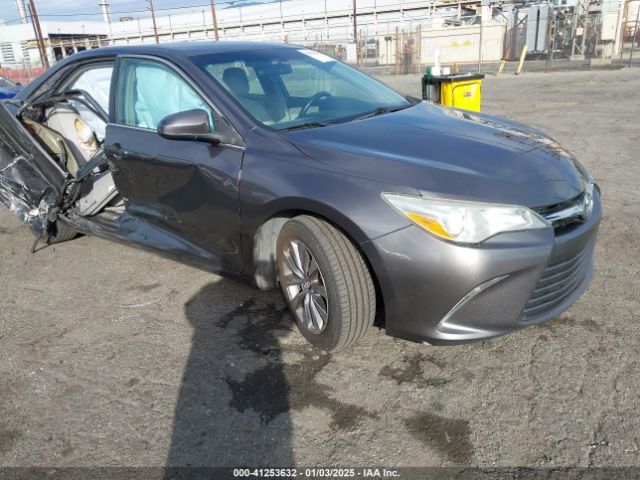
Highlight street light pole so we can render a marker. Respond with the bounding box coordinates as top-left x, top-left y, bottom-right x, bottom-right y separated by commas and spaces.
324, 0, 328, 39
280, 0, 284, 41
